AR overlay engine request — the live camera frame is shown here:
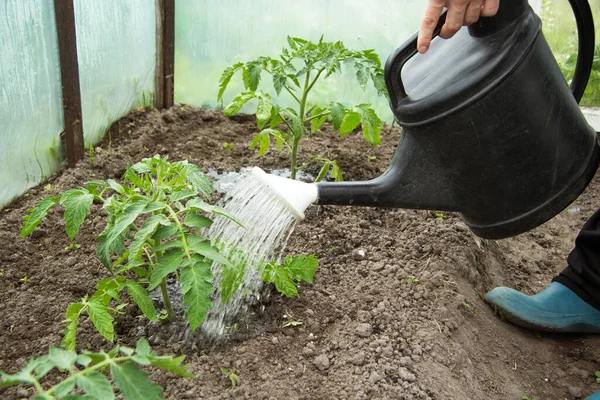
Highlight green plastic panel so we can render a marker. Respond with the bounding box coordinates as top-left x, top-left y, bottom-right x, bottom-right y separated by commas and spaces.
74, 0, 156, 146
175, 0, 429, 121
0, 1, 64, 208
